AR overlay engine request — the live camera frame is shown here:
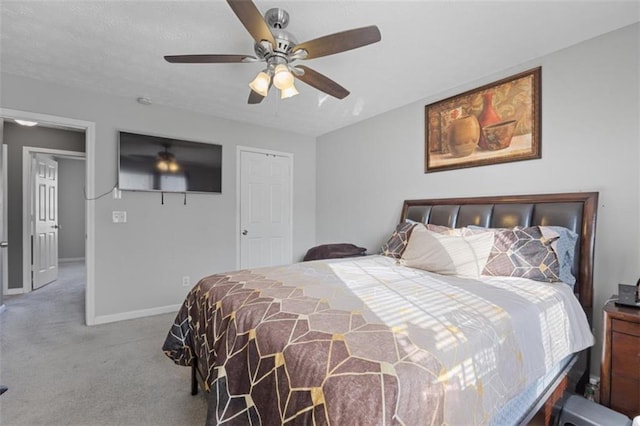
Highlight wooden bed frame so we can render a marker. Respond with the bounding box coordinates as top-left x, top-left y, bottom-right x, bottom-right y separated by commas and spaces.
190, 191, 599, 425
400, 191, 599, 424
